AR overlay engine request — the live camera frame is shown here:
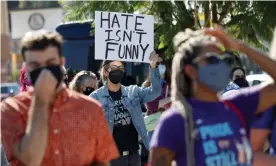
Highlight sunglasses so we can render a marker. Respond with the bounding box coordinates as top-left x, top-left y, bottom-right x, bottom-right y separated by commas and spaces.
106, 65, 125, 72
193, 53, 224, 65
